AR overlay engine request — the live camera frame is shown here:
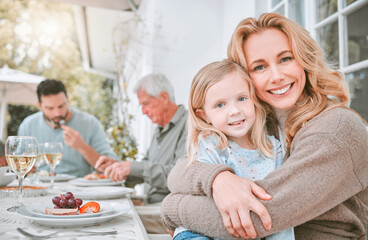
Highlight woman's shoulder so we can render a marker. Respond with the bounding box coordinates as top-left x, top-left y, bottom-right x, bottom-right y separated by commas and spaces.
298, 107, 367, 140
